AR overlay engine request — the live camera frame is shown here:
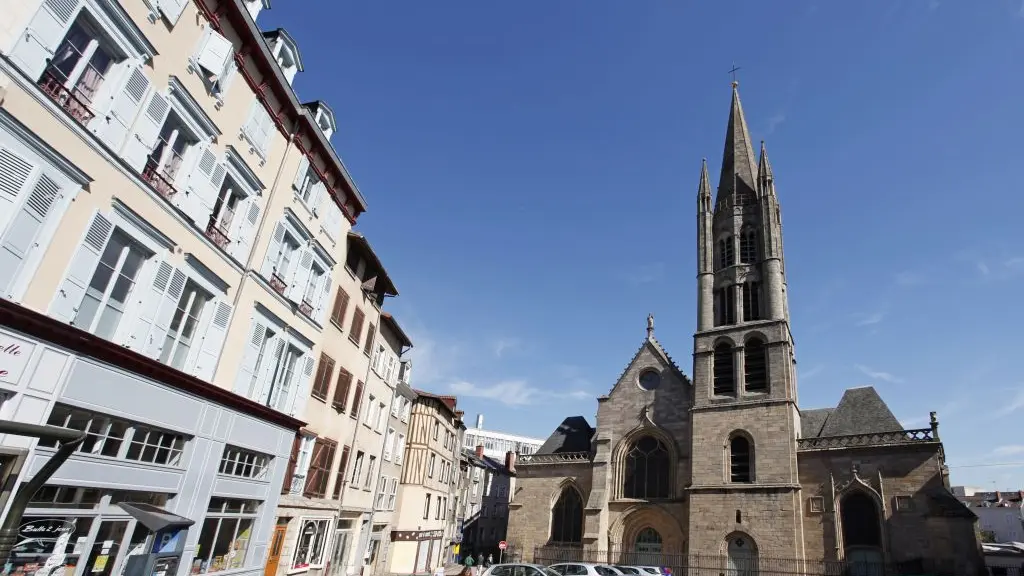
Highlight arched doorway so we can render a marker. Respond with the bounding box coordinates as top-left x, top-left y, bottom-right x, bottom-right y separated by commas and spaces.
726, 534, 758, 576
633, 527, 662, 566
840, 491, 884, 575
